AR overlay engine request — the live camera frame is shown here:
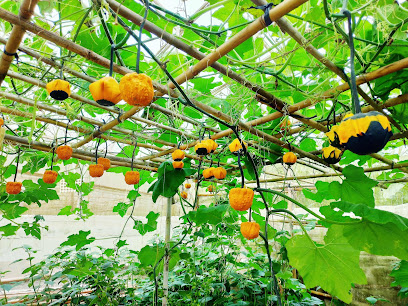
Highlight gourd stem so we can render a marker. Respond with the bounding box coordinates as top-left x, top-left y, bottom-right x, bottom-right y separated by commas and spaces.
343, 9, 361, 114
136, 0, 149, 74
131, 141, 138, 171
95, 137, 101, 163
109, 45, 115, 77
64, 120, 70, 145
14, 148, 20, 182
237, 152, 245, 188
50, 147, 55, 171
